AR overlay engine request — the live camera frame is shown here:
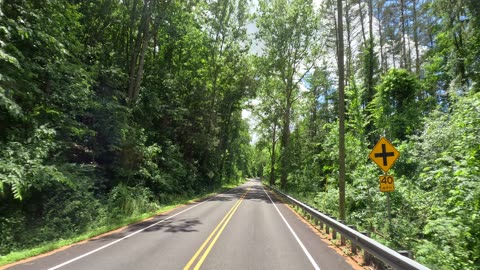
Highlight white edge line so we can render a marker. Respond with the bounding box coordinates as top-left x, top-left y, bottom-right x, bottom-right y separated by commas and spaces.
48, 187, 239, 270
262, 185, 321, 270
